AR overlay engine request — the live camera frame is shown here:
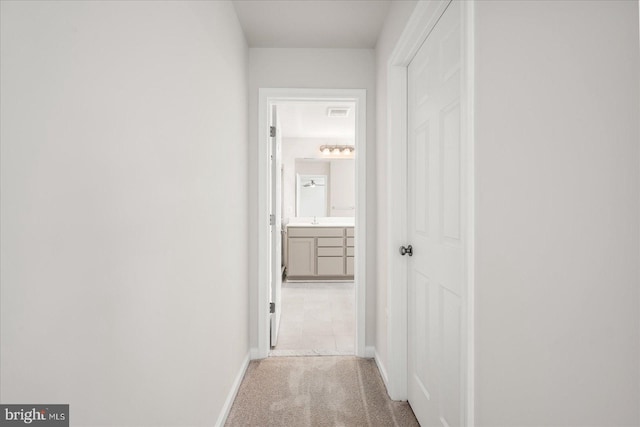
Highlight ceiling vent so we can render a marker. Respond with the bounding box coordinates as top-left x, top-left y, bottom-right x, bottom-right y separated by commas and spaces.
327, 107, 351, 118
